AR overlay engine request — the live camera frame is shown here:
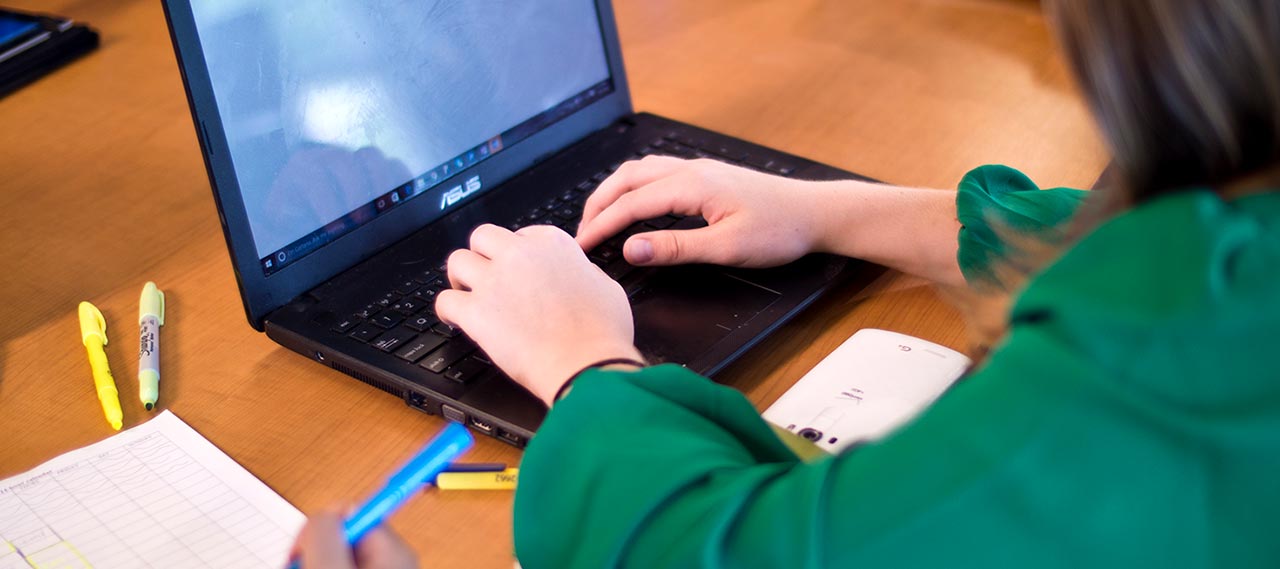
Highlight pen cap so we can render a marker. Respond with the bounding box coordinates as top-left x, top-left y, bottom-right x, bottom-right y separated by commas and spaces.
78, 301, 107, 346
139, 281, 165, 325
